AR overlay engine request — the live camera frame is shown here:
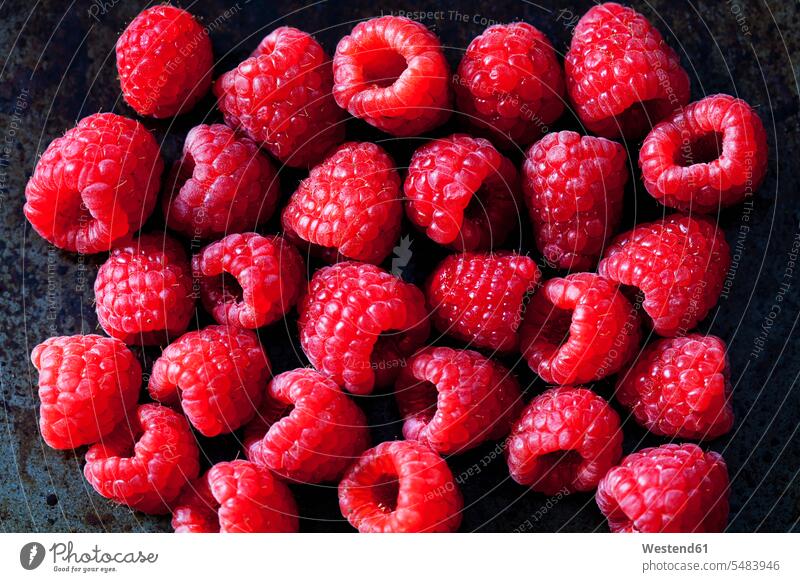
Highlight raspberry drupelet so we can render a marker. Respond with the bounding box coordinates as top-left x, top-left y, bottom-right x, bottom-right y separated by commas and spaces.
640, 94, 768, 213
506, 387, 623, 494
338, 440, 463, 533
24, 113, 163, 254
522, 131, 629, 271
333, 16, 453, 136
564, 2, 690, 139
193, 233, 306, 330
404, 134, 522, 252
297, 262, 429, 395
395, 347, 523, 455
